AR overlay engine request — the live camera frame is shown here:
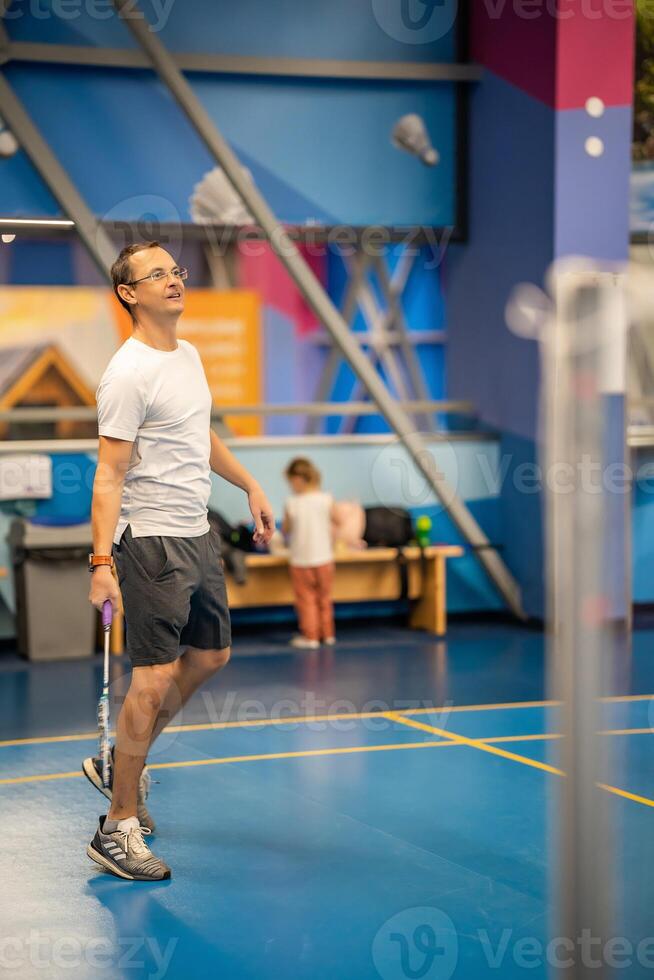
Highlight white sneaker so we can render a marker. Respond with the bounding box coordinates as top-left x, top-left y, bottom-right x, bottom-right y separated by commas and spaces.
290, 635, 320, 650
323, 637, 336, 646
88, 815, 170, 881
